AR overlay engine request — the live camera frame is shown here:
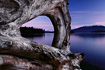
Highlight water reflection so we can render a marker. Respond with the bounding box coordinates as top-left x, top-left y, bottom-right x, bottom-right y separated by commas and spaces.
27, 33, 54, 46
26, 33, 105, 69
72, 33, 105, 38
70, 33, 105, 69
